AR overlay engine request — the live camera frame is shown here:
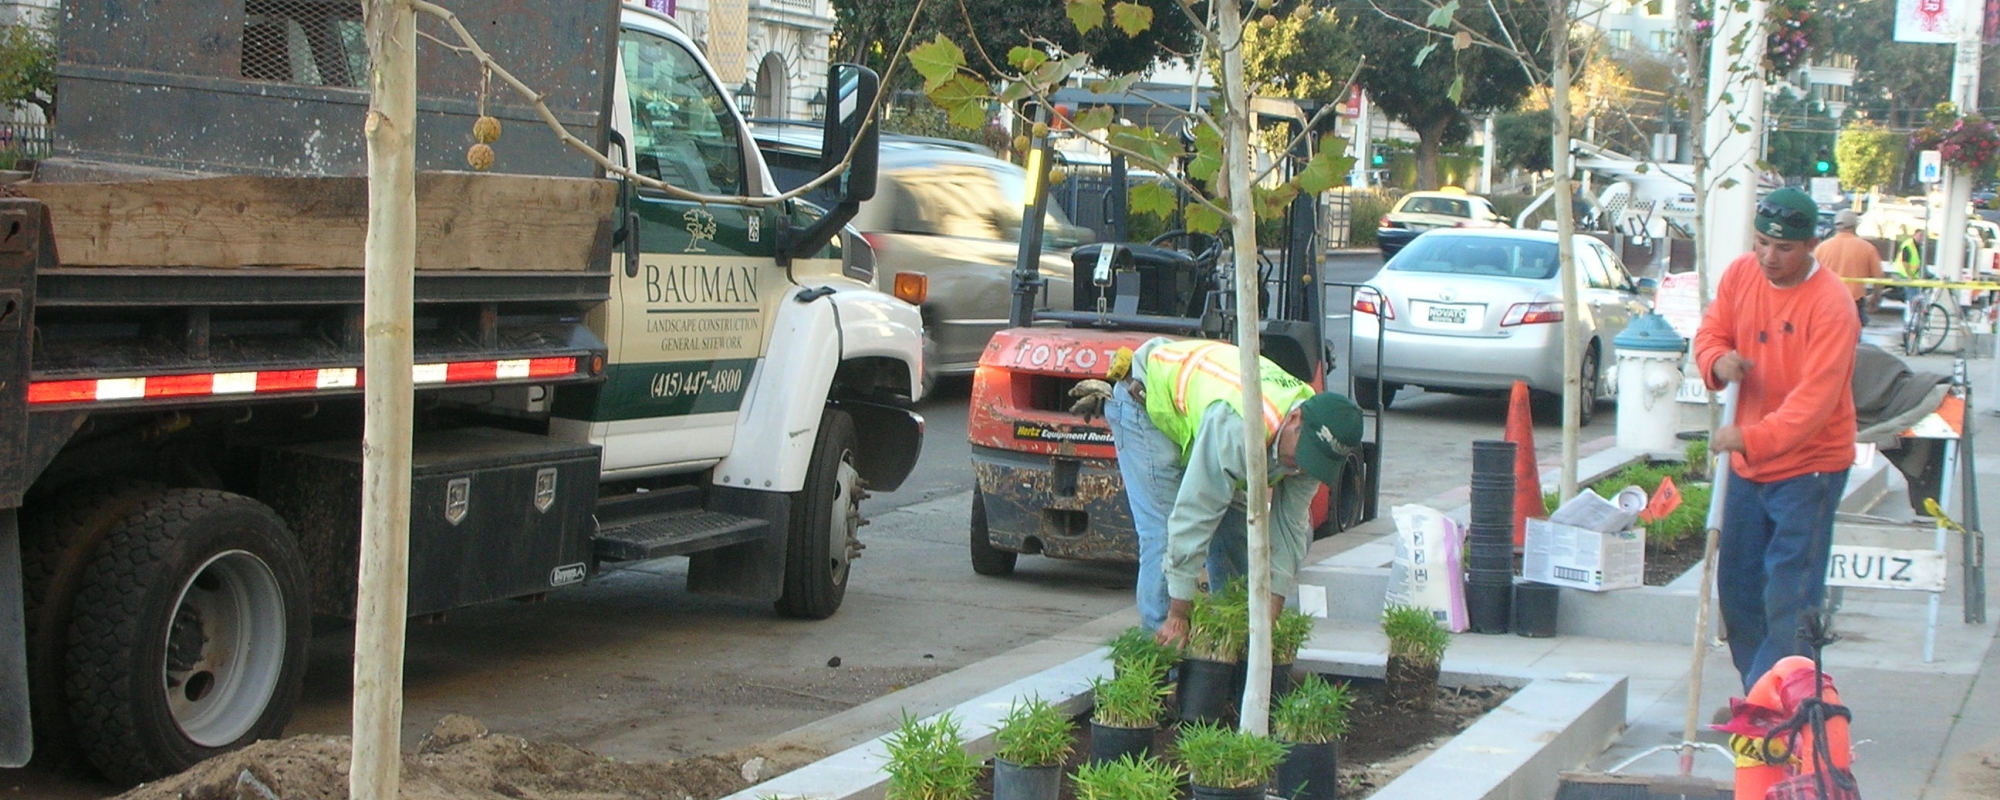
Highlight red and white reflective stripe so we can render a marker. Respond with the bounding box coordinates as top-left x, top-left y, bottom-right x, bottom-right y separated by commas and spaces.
28, 356, 580, 405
